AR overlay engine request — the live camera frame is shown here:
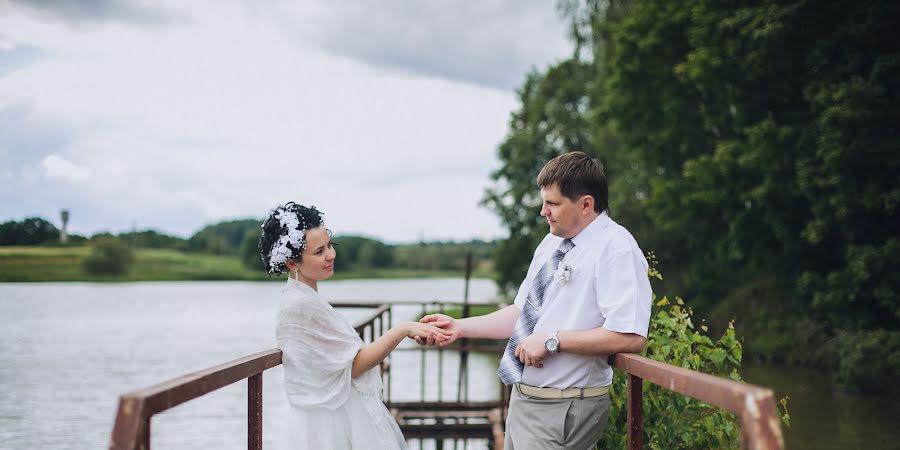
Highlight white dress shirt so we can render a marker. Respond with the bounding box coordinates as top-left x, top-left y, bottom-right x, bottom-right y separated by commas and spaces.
513, 212, 652, 389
